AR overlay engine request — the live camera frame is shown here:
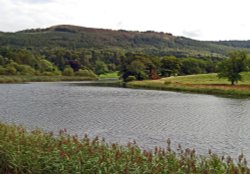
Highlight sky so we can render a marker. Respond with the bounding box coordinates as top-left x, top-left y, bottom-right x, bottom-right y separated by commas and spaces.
1, 0, 250, 41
